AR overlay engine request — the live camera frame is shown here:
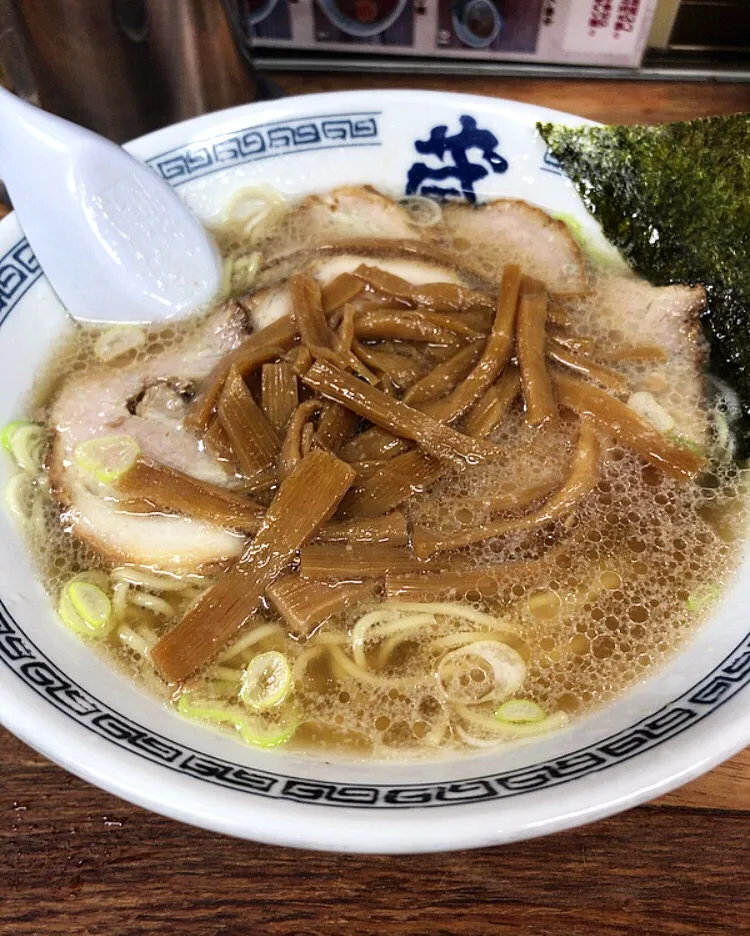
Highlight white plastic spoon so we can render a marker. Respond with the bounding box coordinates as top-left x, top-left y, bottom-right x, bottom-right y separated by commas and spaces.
0, 86, 222, 324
